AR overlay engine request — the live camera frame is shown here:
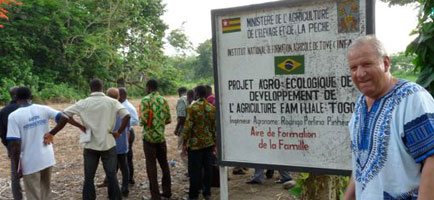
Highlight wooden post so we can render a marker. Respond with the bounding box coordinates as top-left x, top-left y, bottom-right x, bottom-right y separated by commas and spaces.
219, 166, 229, 200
